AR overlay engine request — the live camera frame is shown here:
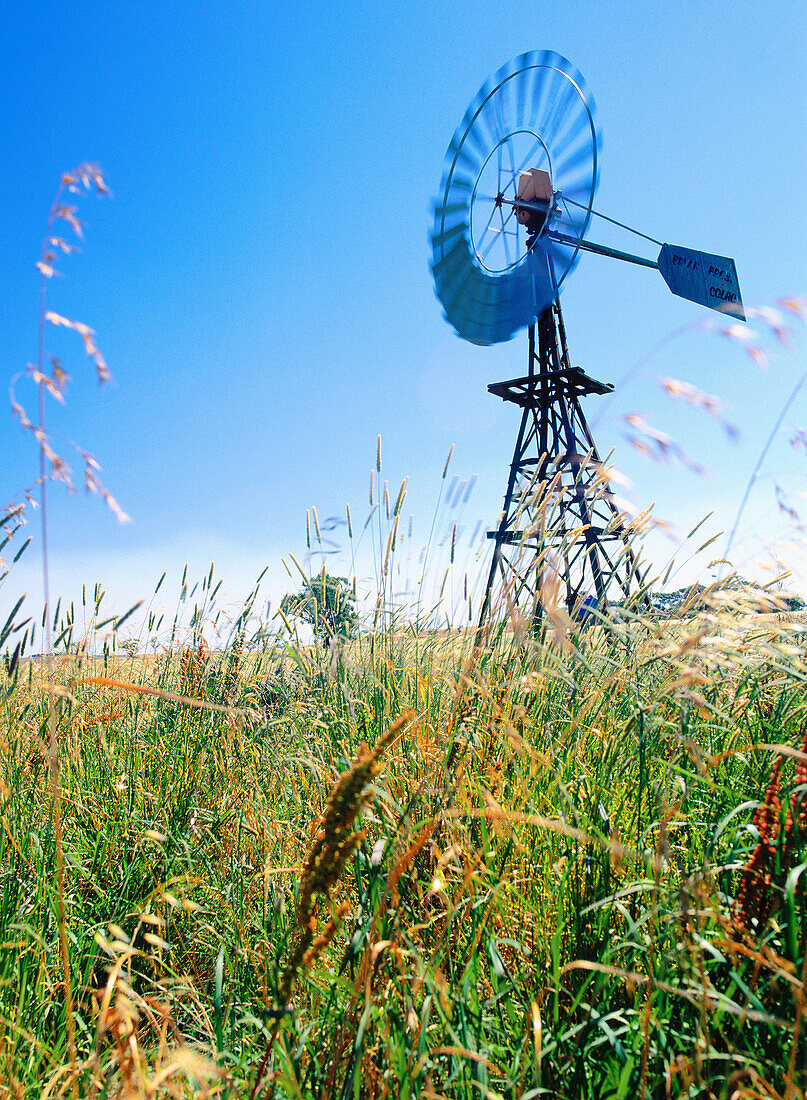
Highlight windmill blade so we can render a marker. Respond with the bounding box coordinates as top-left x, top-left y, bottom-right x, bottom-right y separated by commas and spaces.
430, 51, 600, 346
657, 244, 745, 321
